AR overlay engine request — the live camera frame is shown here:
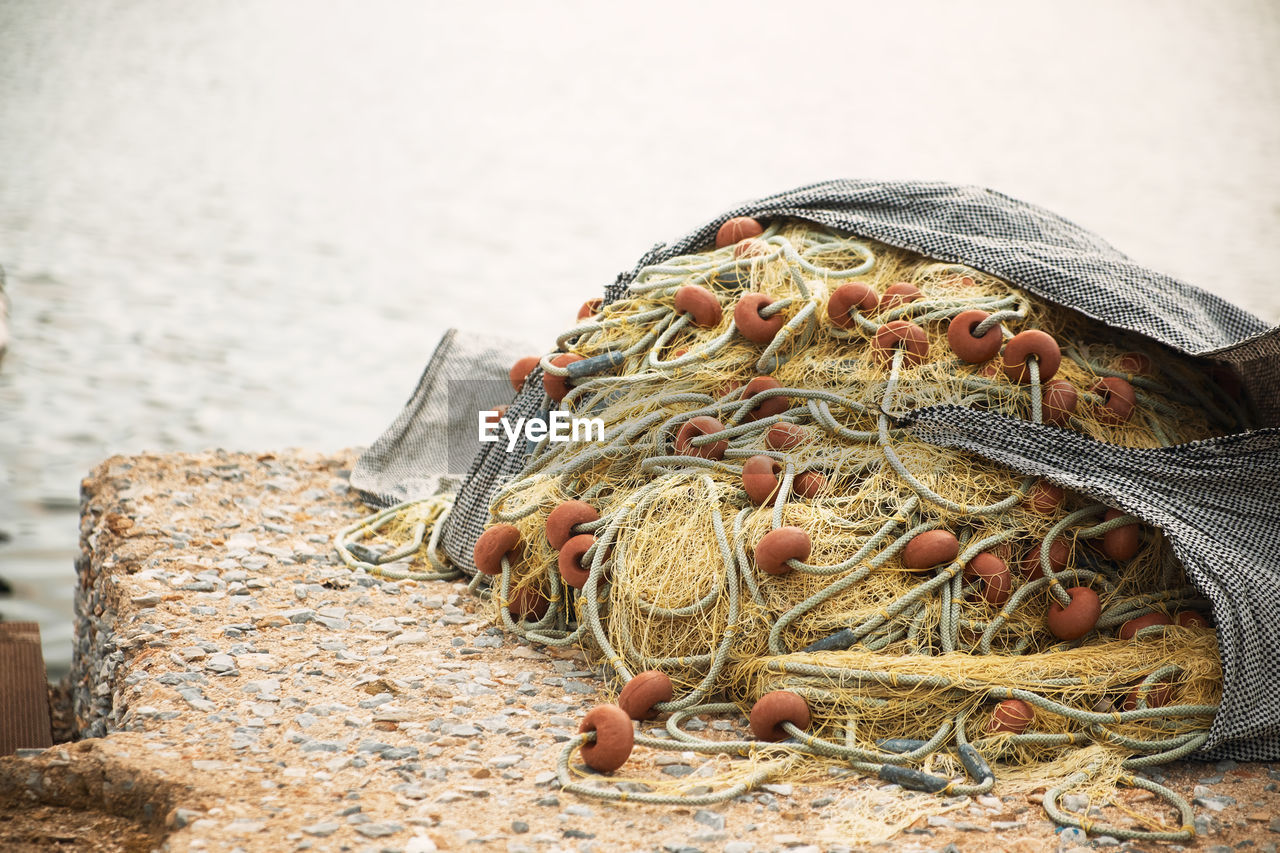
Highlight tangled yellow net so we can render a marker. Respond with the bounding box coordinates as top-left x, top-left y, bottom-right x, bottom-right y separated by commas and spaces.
347, 219, 1249, 842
